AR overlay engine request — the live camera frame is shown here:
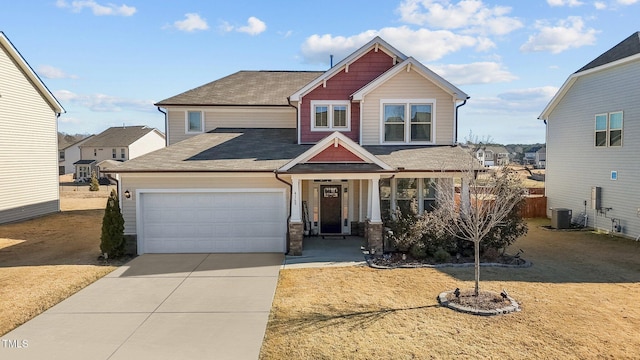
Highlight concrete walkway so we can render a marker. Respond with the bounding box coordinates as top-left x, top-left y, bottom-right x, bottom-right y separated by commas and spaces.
282, 236, 368, 269
0, 253, 283, 360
